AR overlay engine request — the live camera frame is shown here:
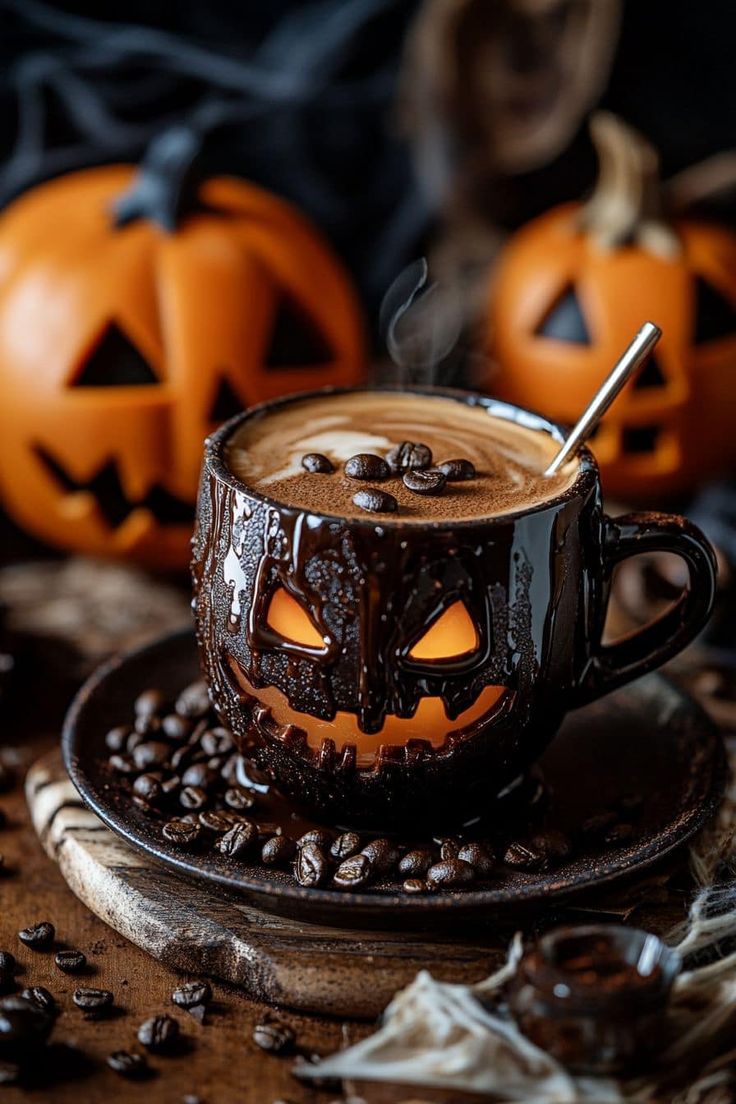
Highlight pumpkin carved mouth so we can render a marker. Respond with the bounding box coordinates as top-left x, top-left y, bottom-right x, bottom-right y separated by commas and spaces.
34, 444, 191, 528
227, 658, 514, 770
